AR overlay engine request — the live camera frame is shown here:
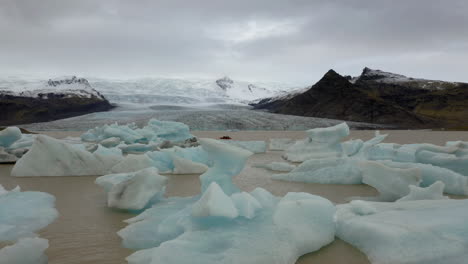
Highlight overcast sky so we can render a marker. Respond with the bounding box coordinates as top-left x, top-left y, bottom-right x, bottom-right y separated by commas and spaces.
1, 0, 467, 84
